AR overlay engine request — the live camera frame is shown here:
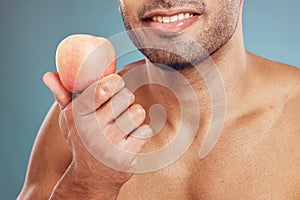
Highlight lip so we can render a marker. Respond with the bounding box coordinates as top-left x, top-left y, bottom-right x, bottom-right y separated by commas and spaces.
142, 8, 203, 19
141, 8, 203, 33
144, 15, 200, 33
